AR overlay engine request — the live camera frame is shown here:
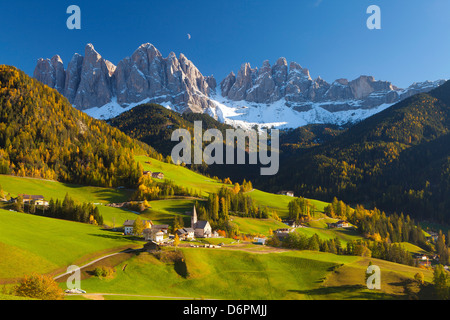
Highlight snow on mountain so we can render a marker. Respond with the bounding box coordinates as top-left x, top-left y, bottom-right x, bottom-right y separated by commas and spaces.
207, 91, 393, 130
83, 97, 171, 120
34, 43, 446, 130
